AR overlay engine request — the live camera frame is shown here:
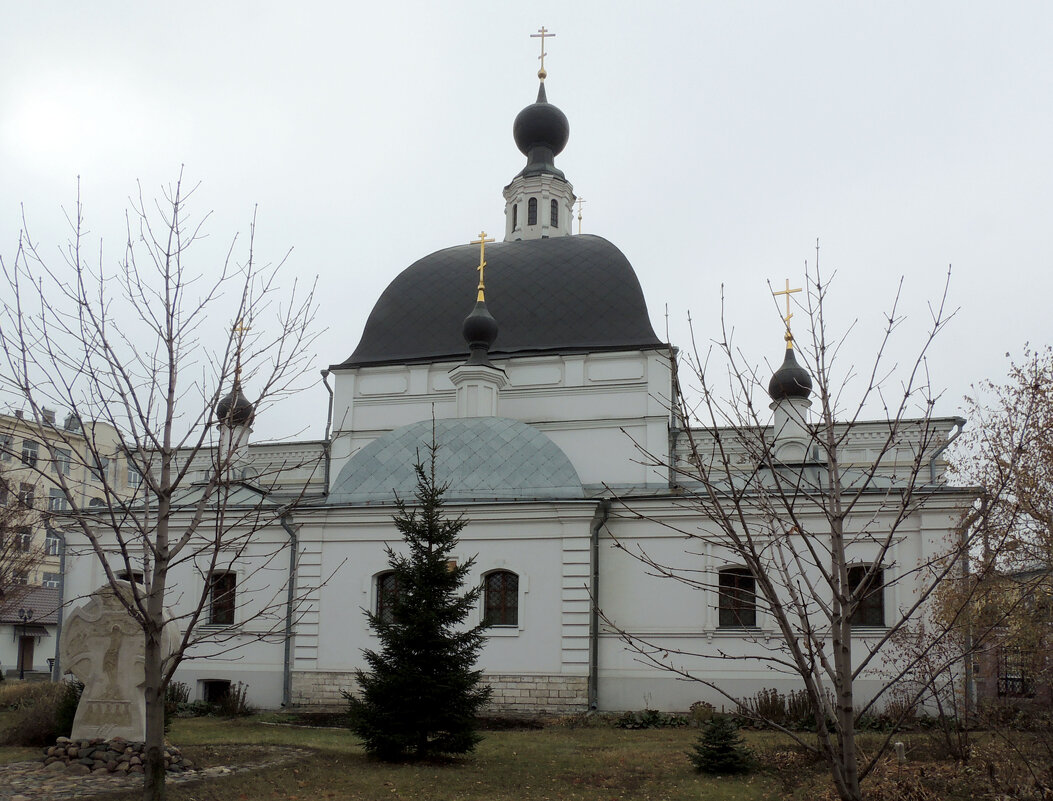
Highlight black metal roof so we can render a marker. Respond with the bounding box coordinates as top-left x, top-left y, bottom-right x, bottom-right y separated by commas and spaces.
336, 235, 663, 369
